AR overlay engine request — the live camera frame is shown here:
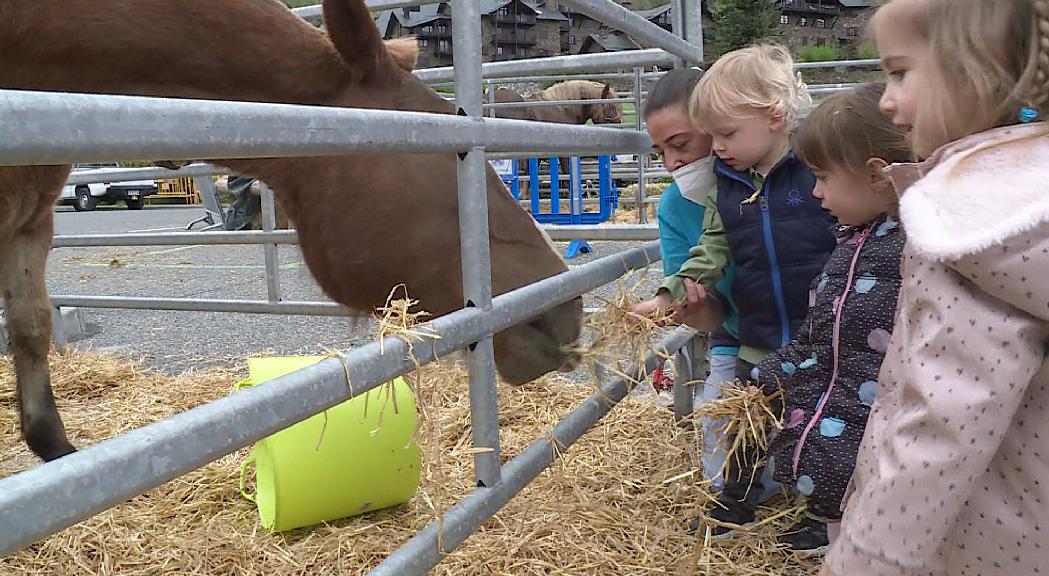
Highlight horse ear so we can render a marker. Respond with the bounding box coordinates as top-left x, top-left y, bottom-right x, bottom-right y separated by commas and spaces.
323, 0, 386, 80
384, 37, 419, 72
601, 84, 613, 98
